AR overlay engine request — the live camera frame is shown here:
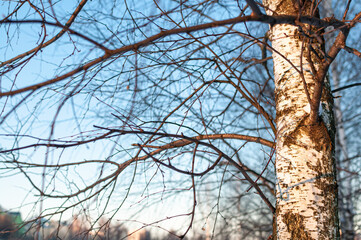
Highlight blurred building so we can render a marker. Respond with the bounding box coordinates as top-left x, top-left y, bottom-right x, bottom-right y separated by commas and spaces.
128, 229, 151, 240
